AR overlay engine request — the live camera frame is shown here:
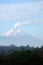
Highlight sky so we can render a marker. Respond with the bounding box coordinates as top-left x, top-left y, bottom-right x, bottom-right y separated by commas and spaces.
0, 0, 43, 40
